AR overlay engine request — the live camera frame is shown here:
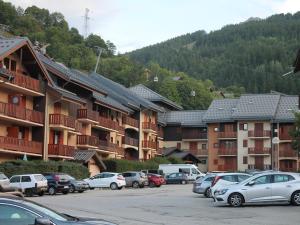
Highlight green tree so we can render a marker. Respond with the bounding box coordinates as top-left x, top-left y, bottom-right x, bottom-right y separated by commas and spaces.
290, 113, 300, 154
